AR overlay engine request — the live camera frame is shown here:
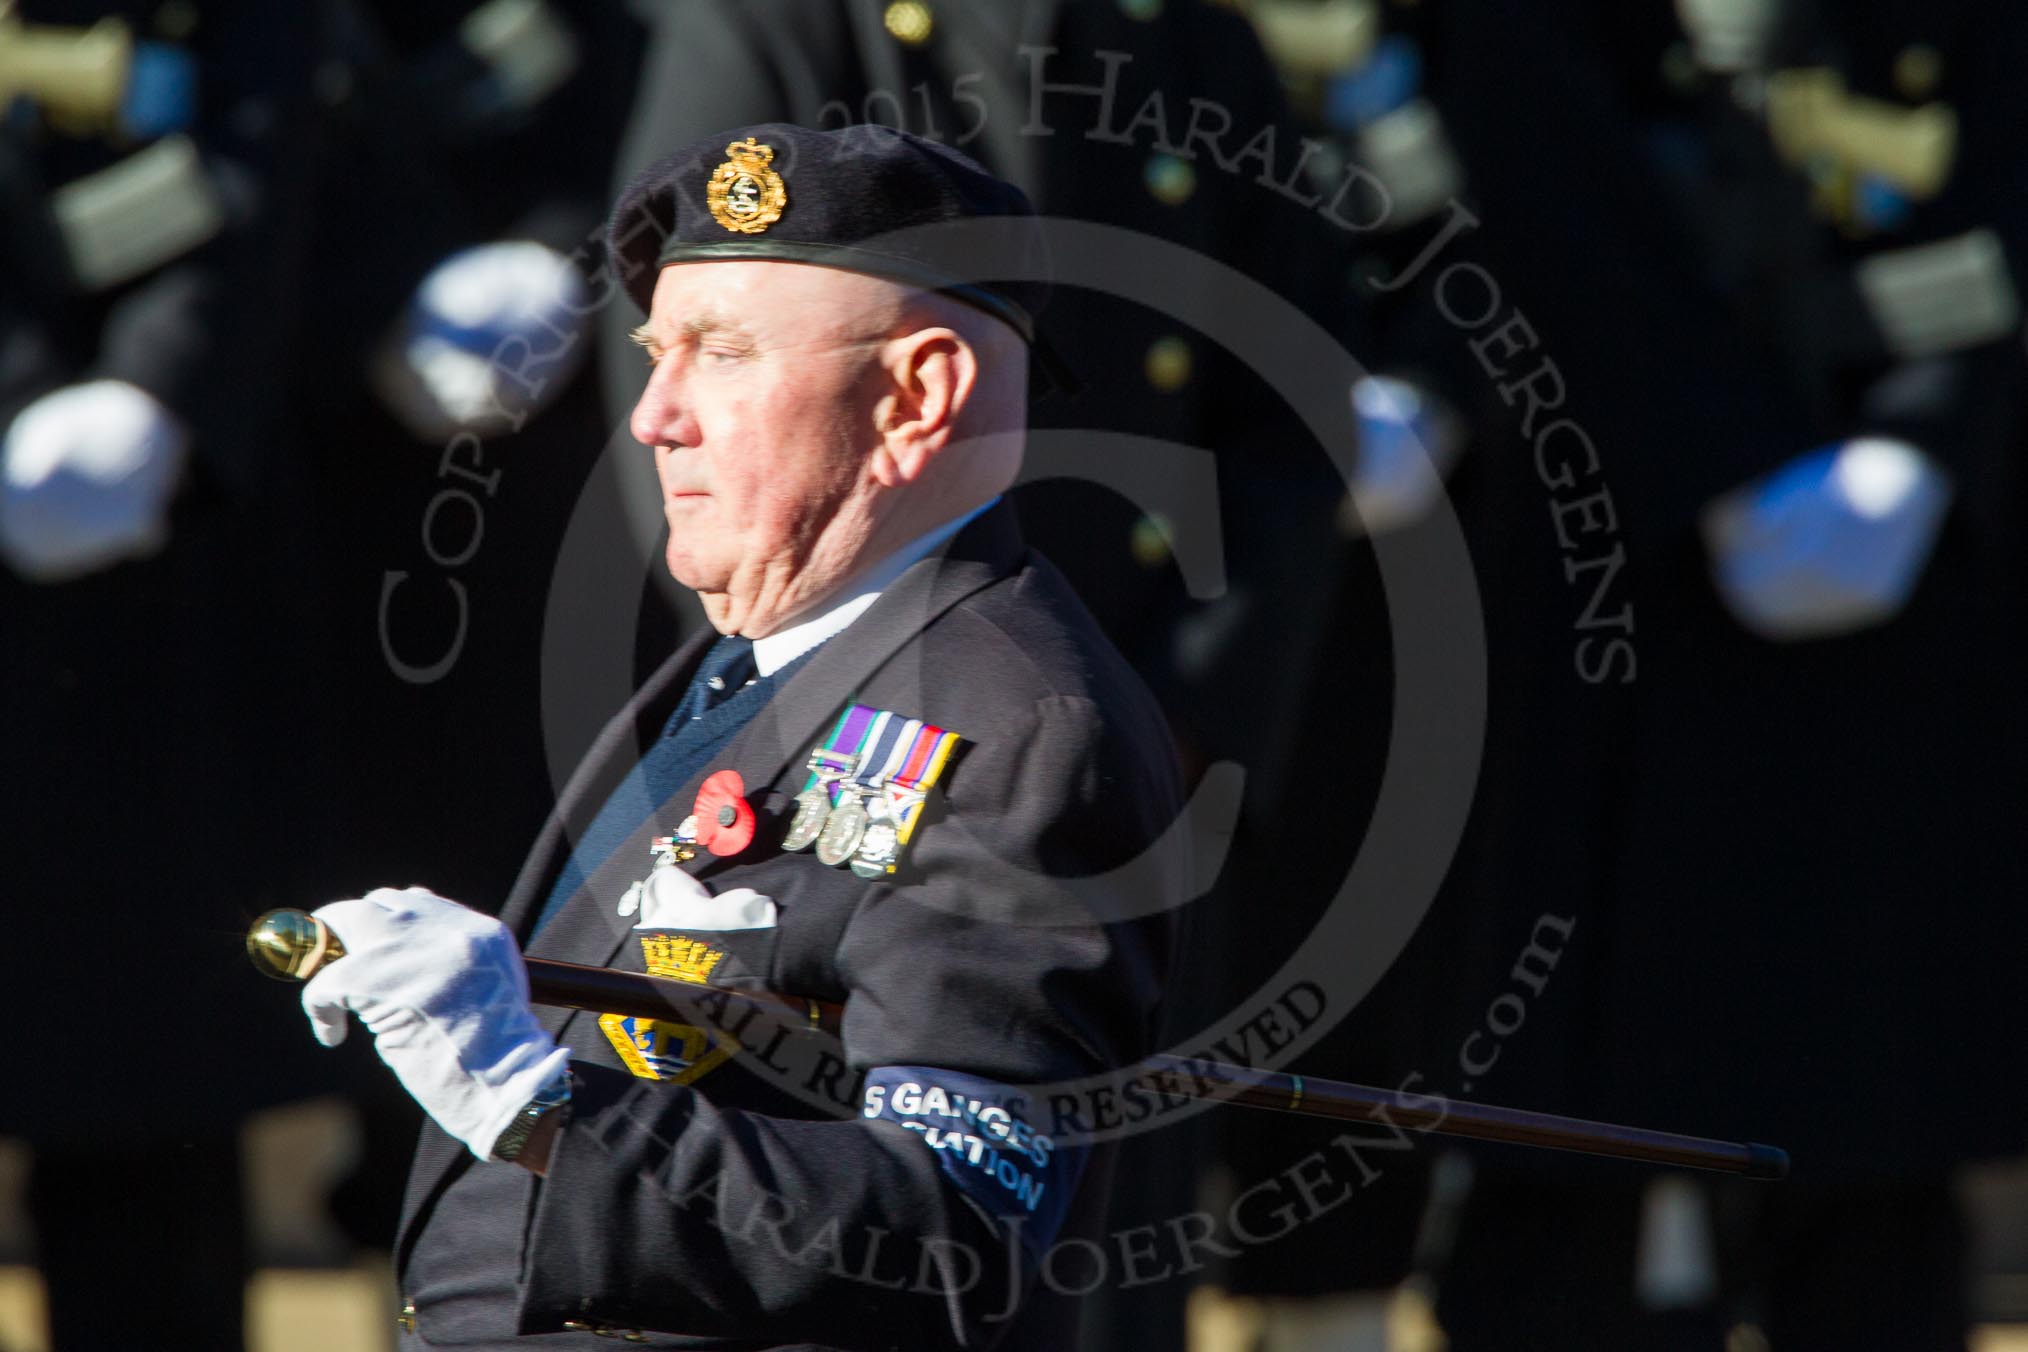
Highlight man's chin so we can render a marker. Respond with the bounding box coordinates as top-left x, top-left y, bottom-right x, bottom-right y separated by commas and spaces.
661, 547, 725, 598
